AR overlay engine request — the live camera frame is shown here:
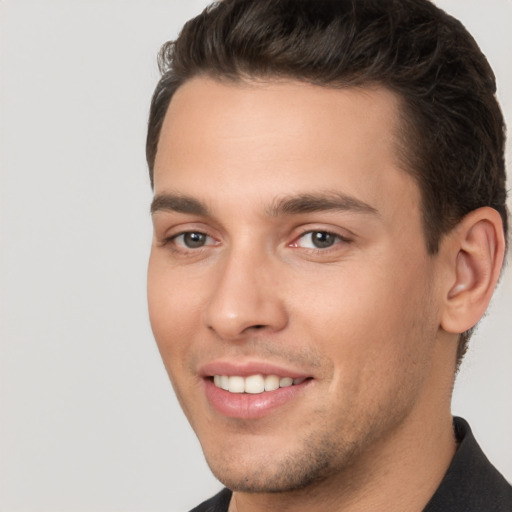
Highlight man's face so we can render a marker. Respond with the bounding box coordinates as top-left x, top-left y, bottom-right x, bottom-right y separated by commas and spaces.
148, 78, 446, 492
